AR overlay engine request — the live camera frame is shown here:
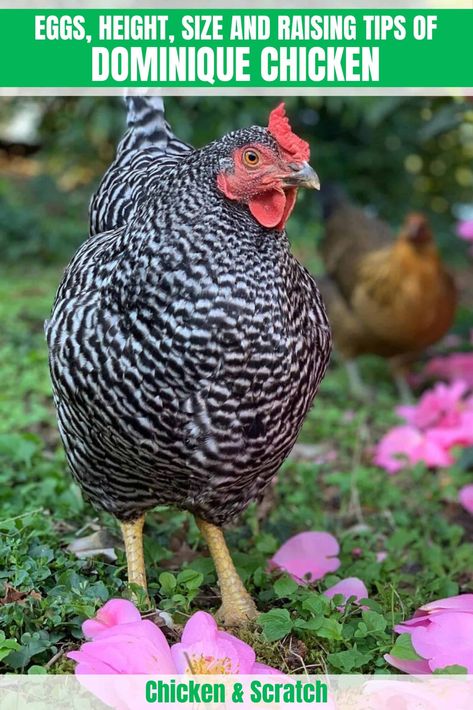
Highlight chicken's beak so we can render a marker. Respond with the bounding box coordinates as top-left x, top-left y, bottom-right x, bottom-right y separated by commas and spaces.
282, 162, 320, 190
